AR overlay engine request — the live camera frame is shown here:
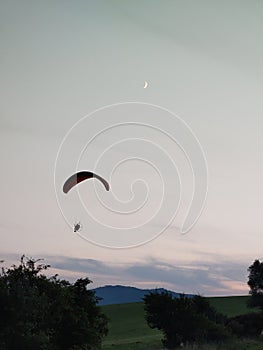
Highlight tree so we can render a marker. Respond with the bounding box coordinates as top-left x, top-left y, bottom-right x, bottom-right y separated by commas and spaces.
247, 259, 263, 310
144, 291, 228, 349
0, 256, 108, 350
